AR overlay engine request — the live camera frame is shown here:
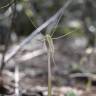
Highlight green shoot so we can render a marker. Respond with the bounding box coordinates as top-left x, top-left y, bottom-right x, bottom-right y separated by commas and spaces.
53, 29, 79, 40
25, 11, 38, 29
44, 30, 78, 96
24, 5, 80, 96
45, 34, 55, 96
47, 45, 52, 96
